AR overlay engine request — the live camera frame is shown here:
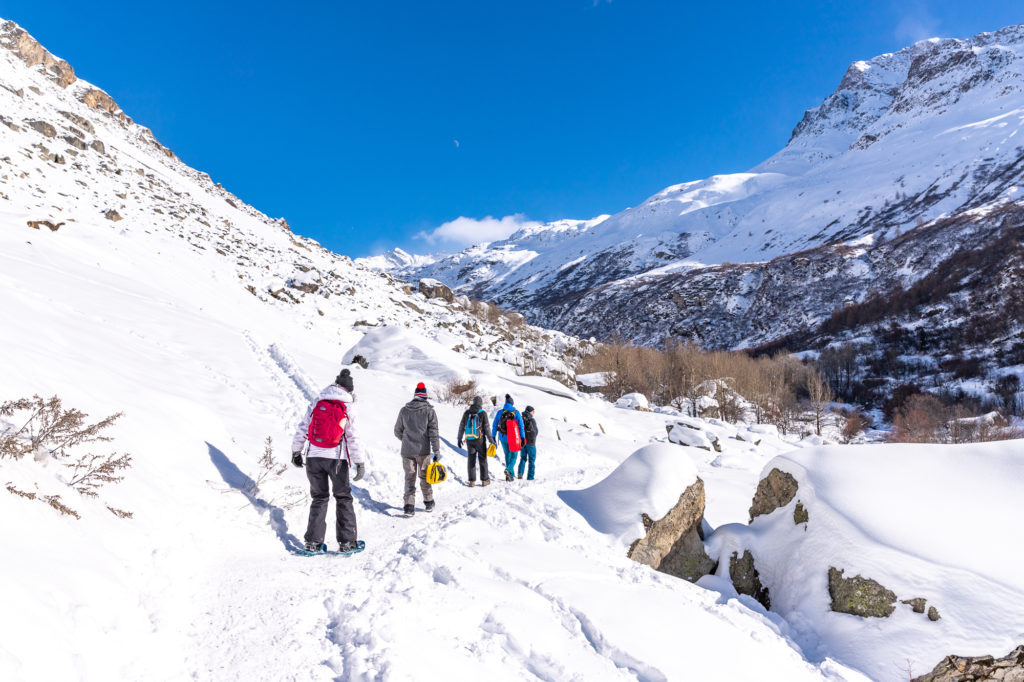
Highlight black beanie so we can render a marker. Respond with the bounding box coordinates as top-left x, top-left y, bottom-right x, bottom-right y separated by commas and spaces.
525, 405, 534, 413
505, 394, 513, 405
336, 368, 354, 392
471, 396, 482, 408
